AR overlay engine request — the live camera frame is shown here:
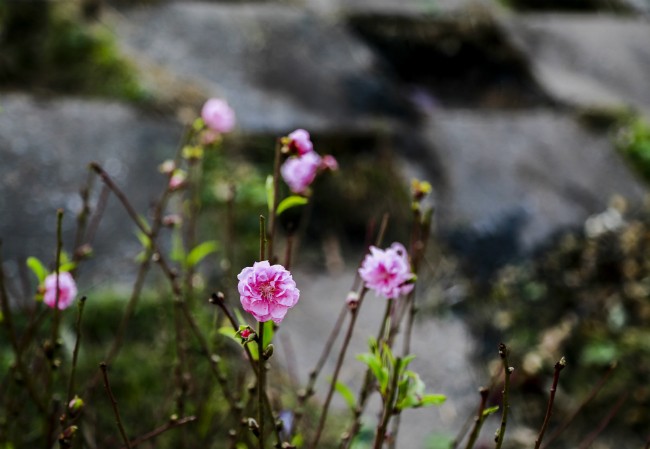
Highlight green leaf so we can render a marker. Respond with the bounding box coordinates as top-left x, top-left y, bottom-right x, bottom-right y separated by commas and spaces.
59, 262, 76, 273
334, 380, 357, 411
276, 195, 308, 216
291, 434, 304, 448
218, 326, 237, 341
482, 405, 499, 417
26, 257, 48, 284
186, 240, 219, 268
420, 394, 446, 407
266, 175, 274, 214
